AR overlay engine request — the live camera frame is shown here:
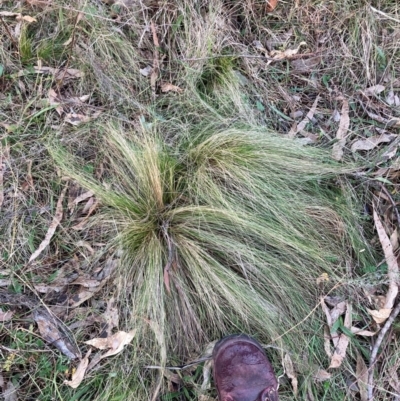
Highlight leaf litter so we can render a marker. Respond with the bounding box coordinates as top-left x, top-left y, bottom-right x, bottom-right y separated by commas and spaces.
355, 353, 368, 401
351, 133, 396, 152
283, 354, 298, 396
372, 205, 398, 311
320, 297, 351, 368
29, 183, 68, 263
288, 95, 320, 139
34, 308, 81, 359
332, 98, 350, 161
64, 349, 92, 389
